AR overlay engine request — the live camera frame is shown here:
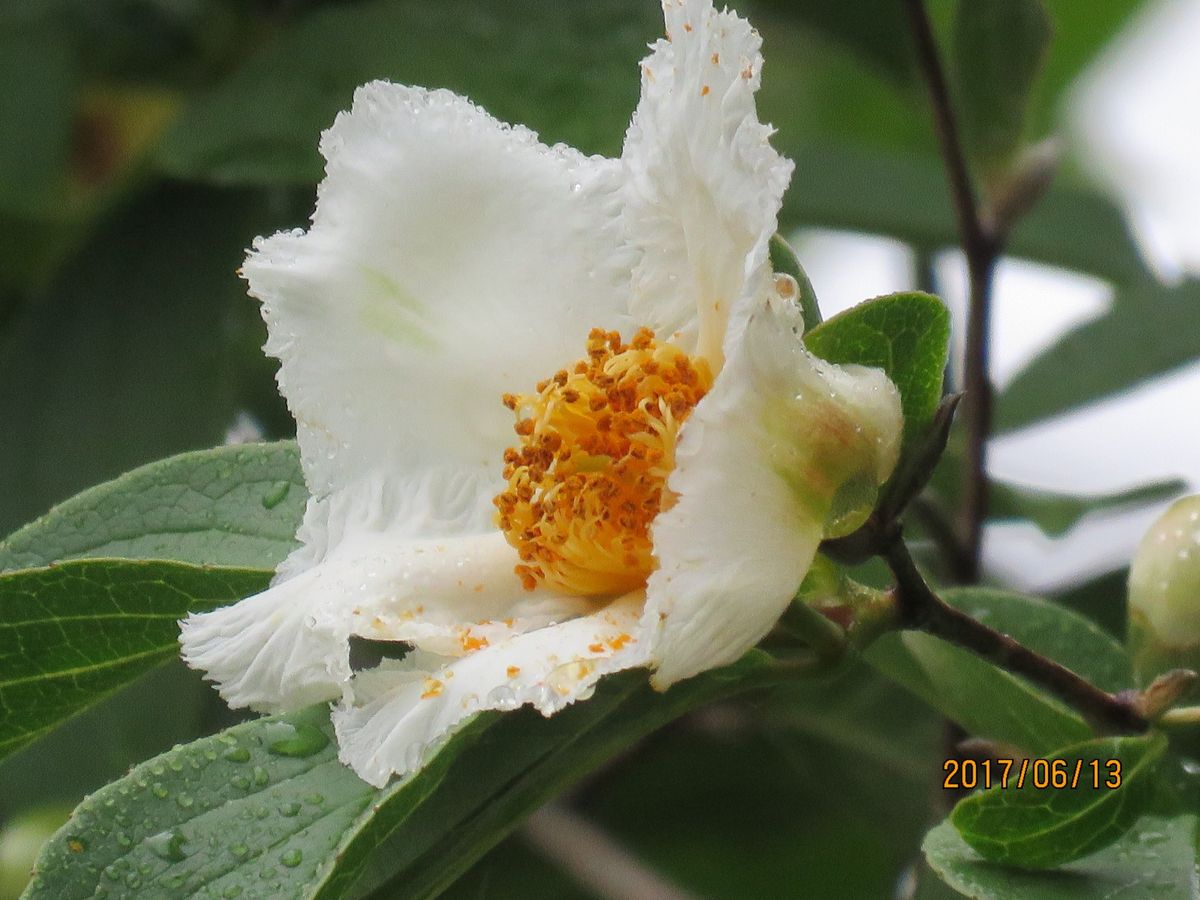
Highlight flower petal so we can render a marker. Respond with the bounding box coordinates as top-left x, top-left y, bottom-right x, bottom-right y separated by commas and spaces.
244, 83, 634, 559
645, 299, 903, 689
181, 533, 582, 711
179, 564, 349, 713
333, 596, 646, 786
623, 0, 794, 369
